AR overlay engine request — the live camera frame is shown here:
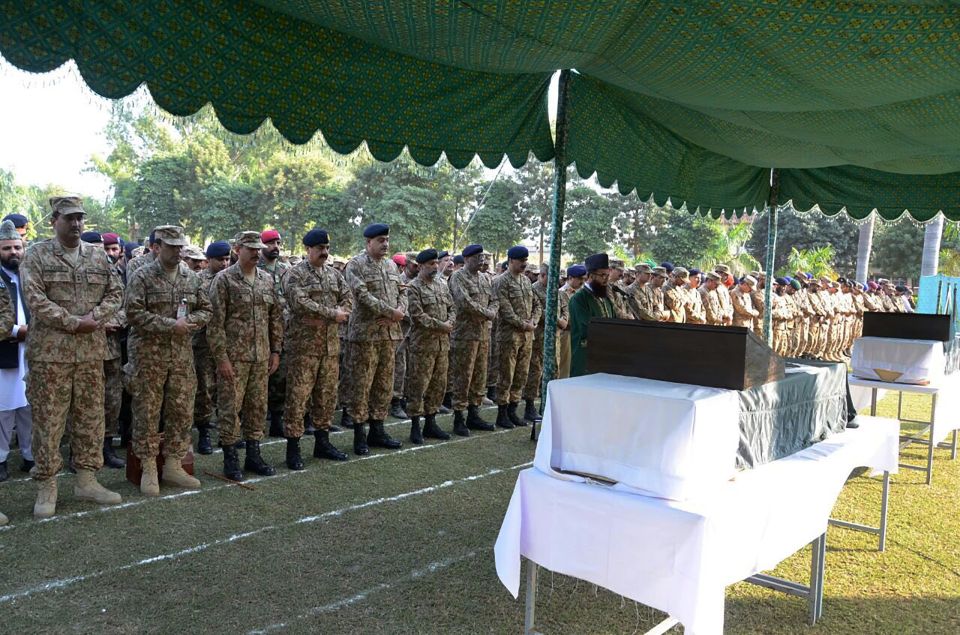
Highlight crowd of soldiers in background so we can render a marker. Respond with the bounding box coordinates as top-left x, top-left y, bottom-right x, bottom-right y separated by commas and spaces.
0, 198, 918, 522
